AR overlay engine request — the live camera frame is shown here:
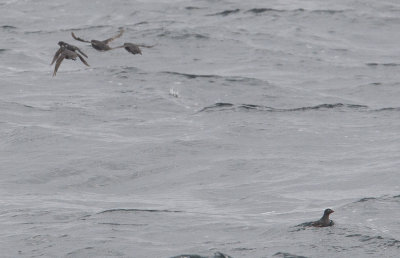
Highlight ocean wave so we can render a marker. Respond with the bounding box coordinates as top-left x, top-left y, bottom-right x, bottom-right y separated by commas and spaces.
207, 9, 240, 16
353, 194, 400, 203
64, 25, 114, 32
170, 252, 233, 258
205, 7, 347, 17
157, 30, 209, 40
24, 25, 113, 35
310, 9, 347, 15
185, 6, 205, 10
373, 107, 400, 112
108, 66, 141, 78
246, 8, 285, 14
354, 197, 377, 203
345, 233, 400, 248
162, 72, 267, 86
273, 252, 308, 258
2, 25, 17, 30
0, 100, 50, 112
244, 8, 347, 15
97, 208, 183, 214
198, 103, 234, 112
163, 71, 221, 79
366, 62, 400, 67
198, 103, 369, 113
97, 222, 147, 227
66, 247, 124, 257
342, 195, 400, 251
